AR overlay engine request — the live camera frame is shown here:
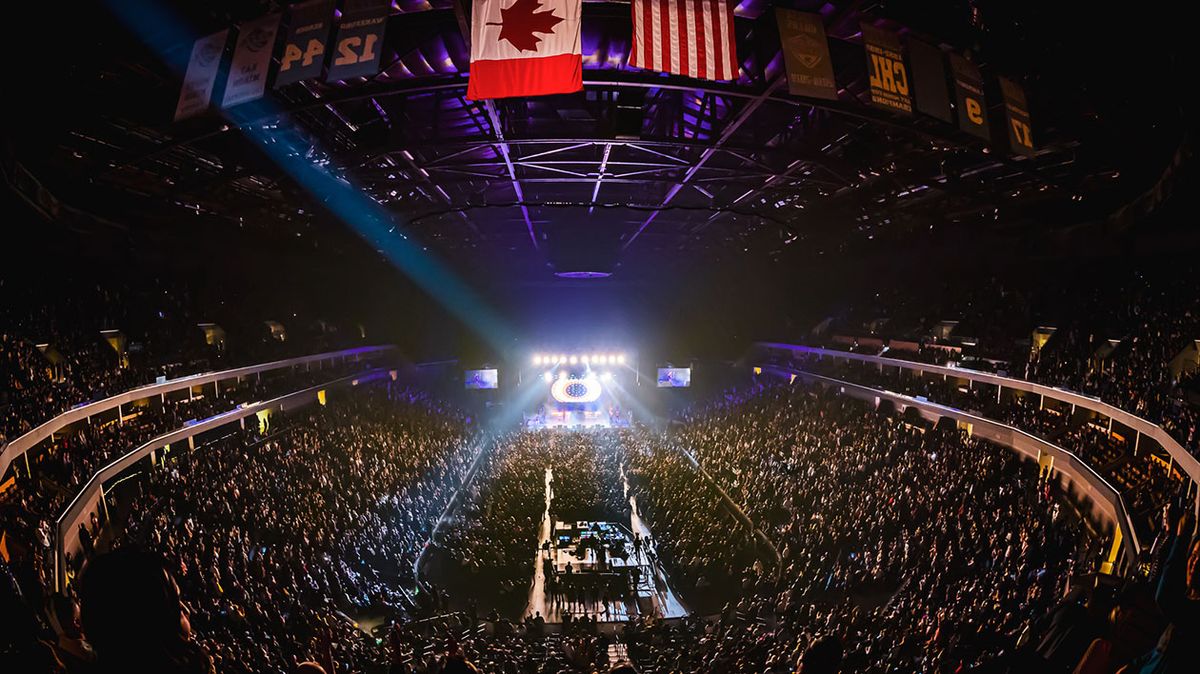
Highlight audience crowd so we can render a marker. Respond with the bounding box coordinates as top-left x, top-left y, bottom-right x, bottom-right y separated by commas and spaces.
786, 356, 1191, 549
1, 276, 363, 445
4, 384, 479, 674
4, 266, 1200, 673
799, 267, 1200, 459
